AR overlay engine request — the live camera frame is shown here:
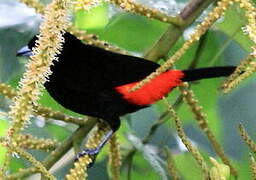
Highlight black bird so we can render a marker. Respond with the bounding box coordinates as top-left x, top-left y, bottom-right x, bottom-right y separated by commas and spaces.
17, 32, 236, 161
